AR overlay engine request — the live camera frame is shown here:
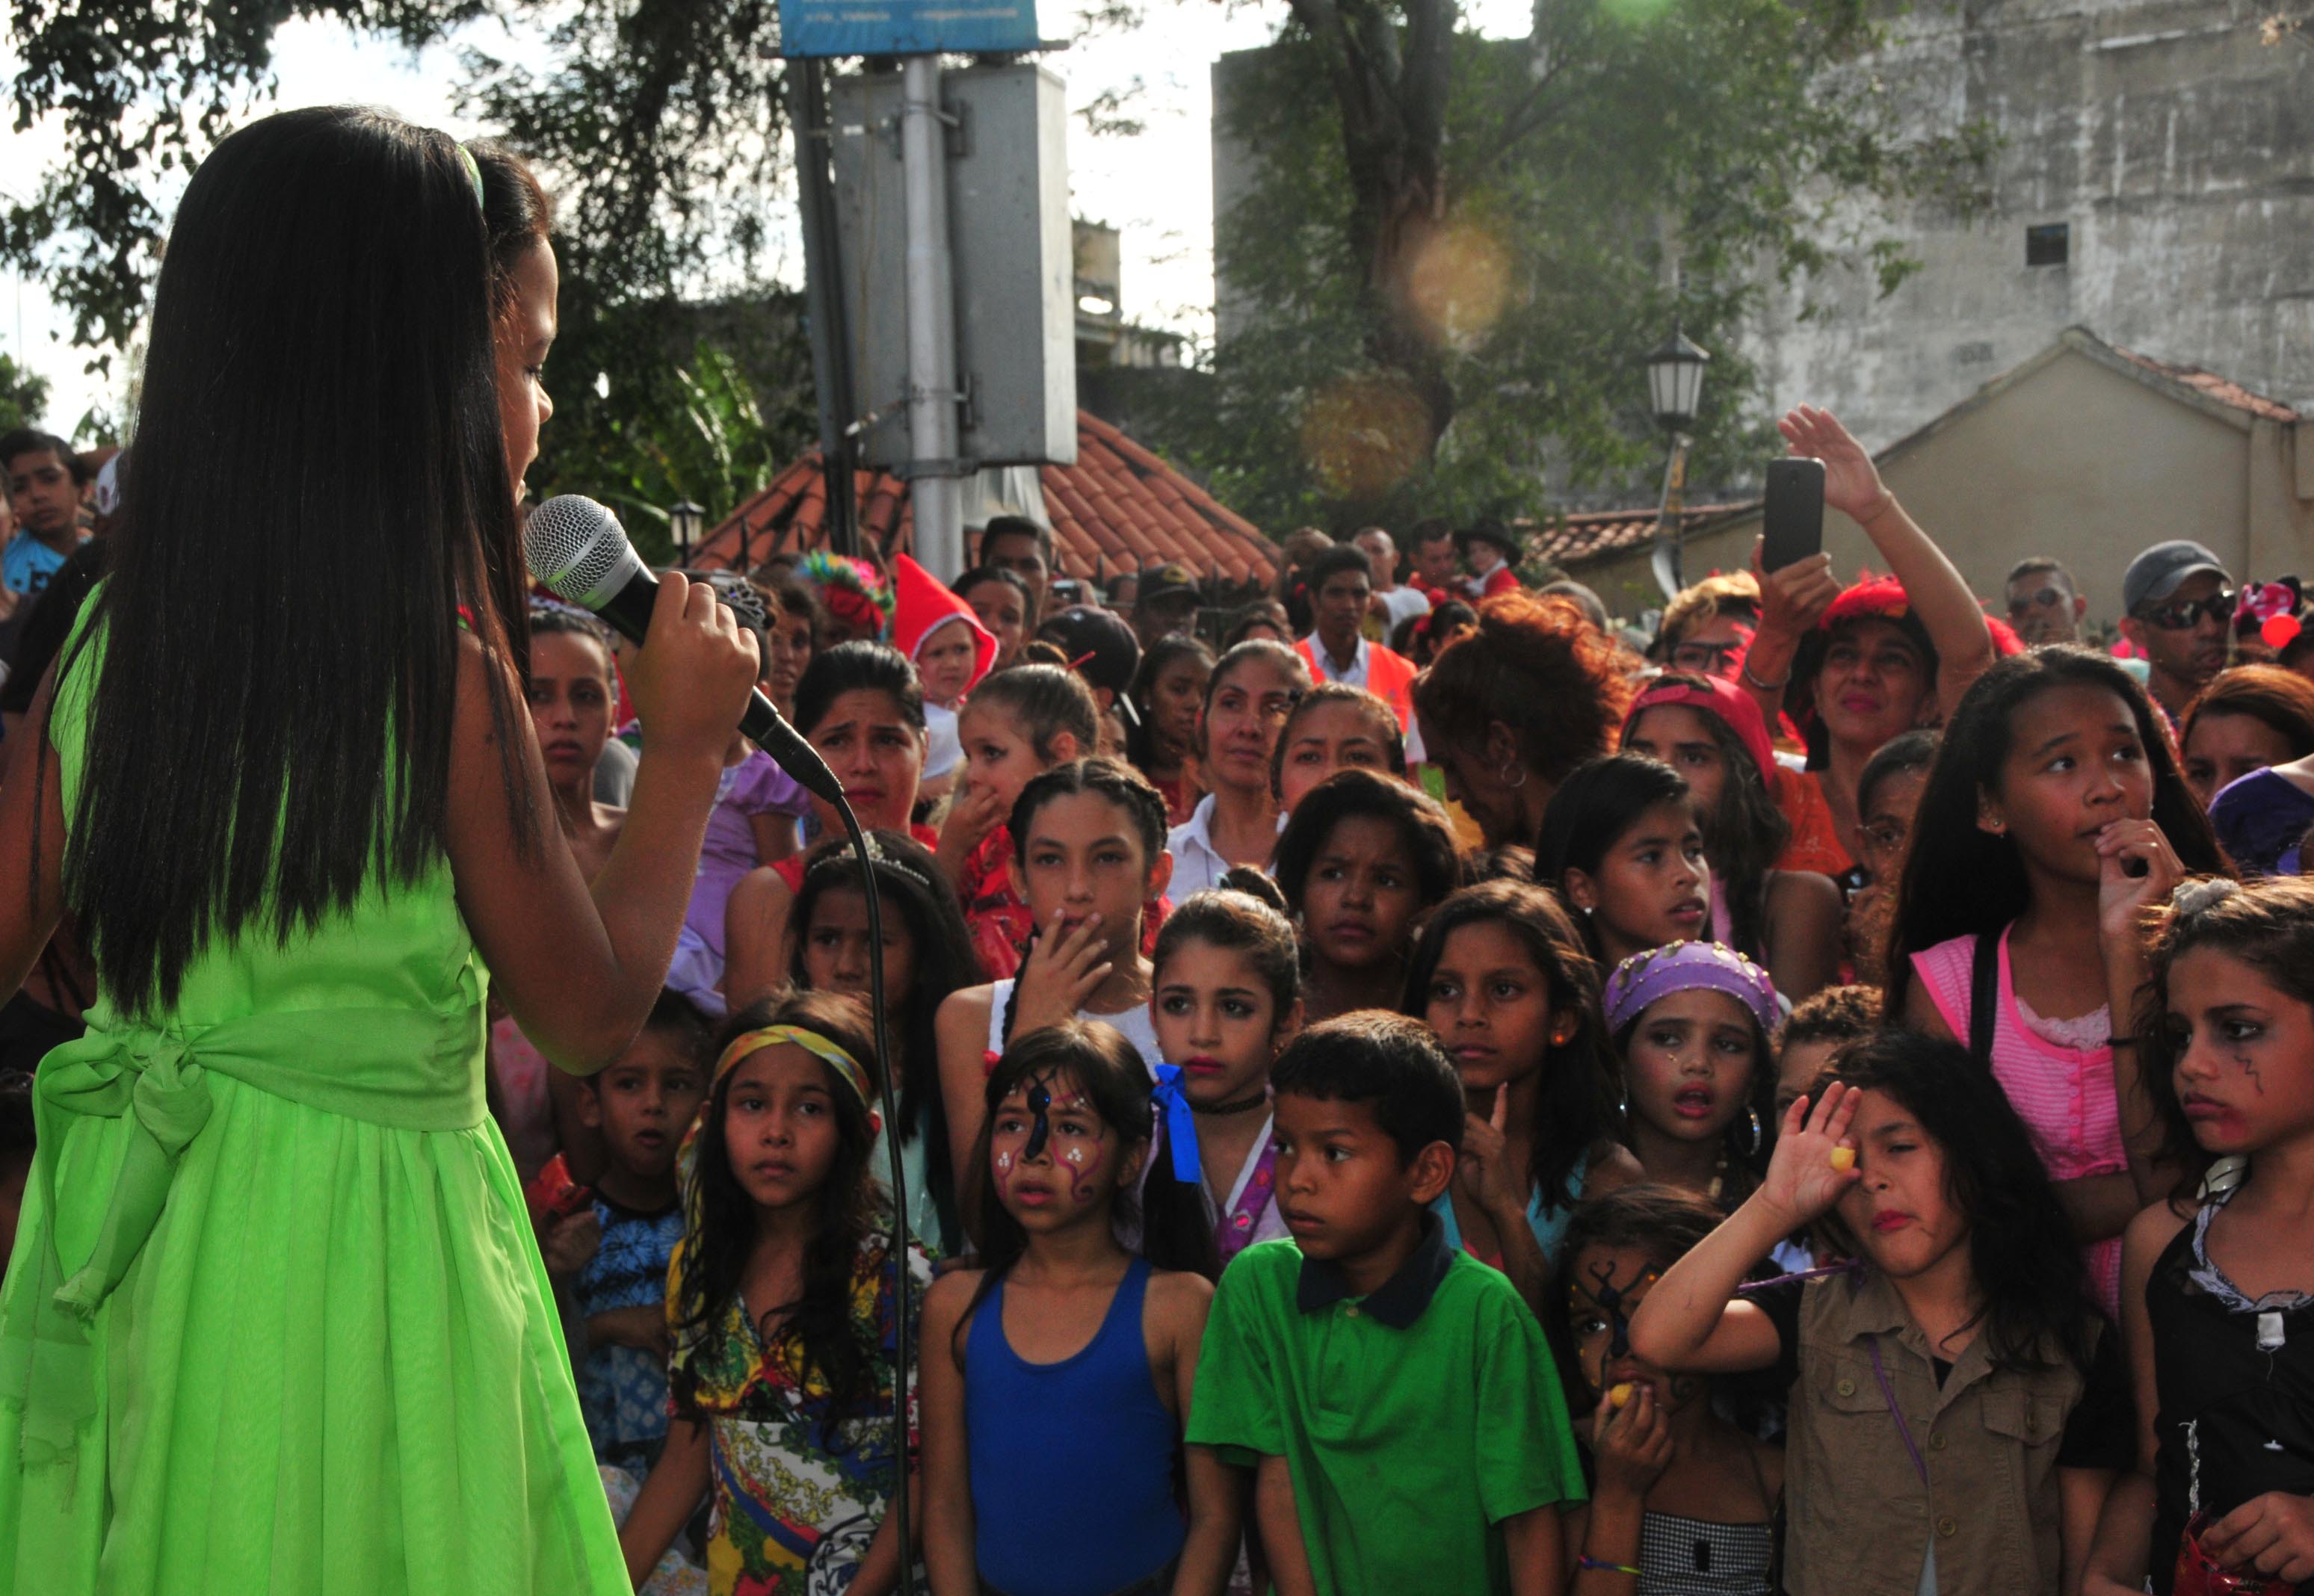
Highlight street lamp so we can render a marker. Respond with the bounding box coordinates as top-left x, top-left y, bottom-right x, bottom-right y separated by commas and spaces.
670, 500, 705, 566
1646, 327, 1710, 433
1644, 325, 1711, 598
